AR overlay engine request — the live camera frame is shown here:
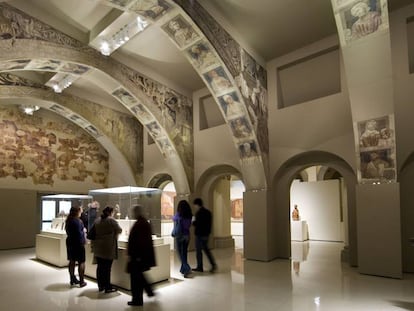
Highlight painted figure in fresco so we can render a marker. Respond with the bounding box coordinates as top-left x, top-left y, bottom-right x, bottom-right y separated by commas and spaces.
378, 127, 393, 147
349, 1, 381, 40
206, 69, 232, 94
360, 119, 380, 147
167, 18, 198, 47
129, 0, 169, 20
239, 141, 258, 158
231, 118, 251, 139
188, 43, 216, 69
220, 93, 244, 117
365, 151, 391, 179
